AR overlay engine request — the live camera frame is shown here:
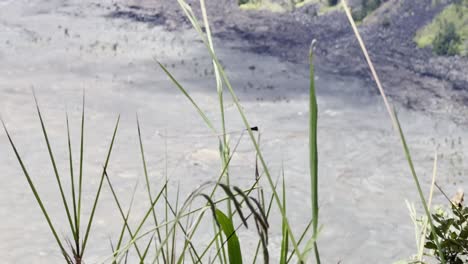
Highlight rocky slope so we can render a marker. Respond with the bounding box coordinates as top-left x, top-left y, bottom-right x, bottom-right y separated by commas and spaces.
113, 0, 468, 123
